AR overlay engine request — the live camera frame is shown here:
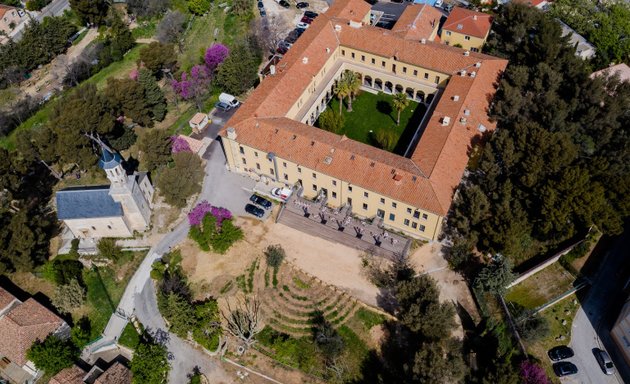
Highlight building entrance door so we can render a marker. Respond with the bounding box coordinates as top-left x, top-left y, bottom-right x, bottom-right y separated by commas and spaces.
377, 209, 385, 218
